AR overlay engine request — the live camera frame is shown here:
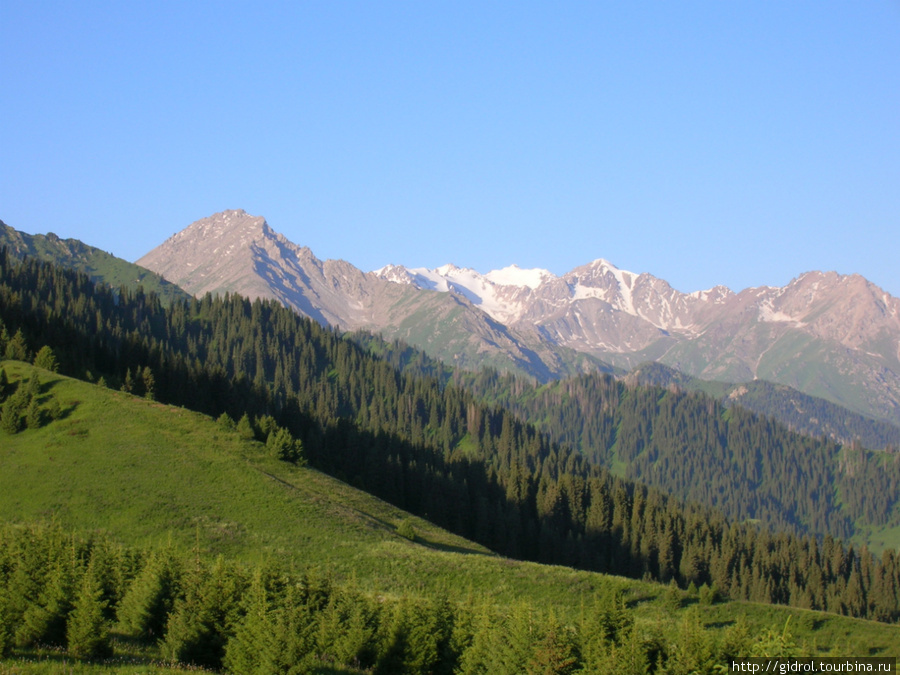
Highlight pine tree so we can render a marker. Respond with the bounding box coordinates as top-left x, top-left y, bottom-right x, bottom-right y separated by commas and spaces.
67, 563, 112, 660
25, 397, 43, 430
1, 396, 25, 434
527, 610, 578, 674
117, 551, 180, 642
161, 558, 245, 669
4, 329, 30, 361
33, 345, 59, 372
15, 559, 76, 648
236, 413, 255, 441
